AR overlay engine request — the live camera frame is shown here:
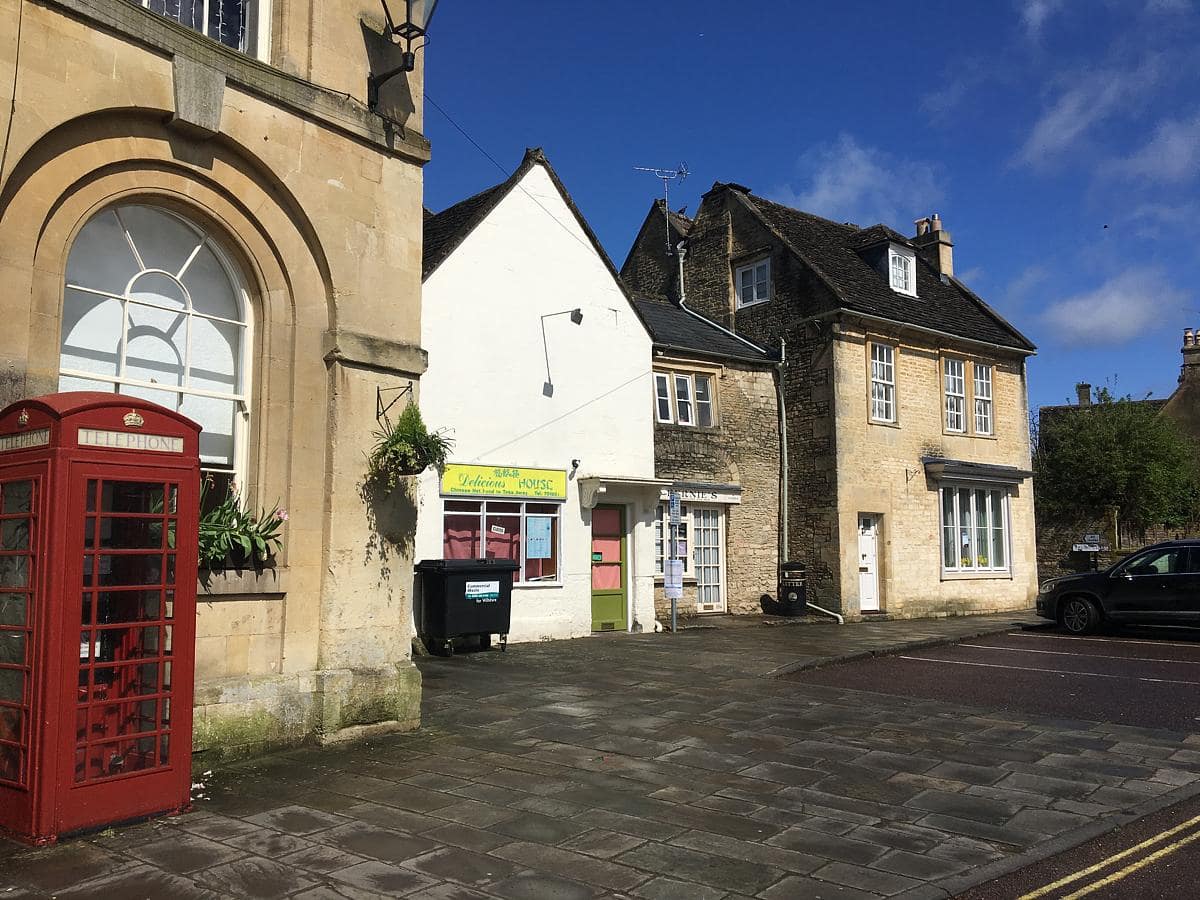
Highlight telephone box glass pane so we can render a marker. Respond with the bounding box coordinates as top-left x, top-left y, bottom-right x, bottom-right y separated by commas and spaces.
100, 519, 164, 550
2, 706, 23, 742
0, 593, 25, 626
97, 554, 163, 586
2, 481, 31, 514
97, 591, 161, 623
101, 483, 165, 514
0, 557, 28, 588
0, 746, 19, 781
0, 632, 25, 665
0, 520, 29, 551
0, 669, 23, 703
